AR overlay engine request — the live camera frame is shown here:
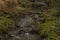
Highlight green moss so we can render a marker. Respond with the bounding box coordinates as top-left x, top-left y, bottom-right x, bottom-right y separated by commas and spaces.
16, 6, 27, 12
40, 21, 55, 34
0, 16, 14, 33
55, 23, 60, 27
40, 20, 60, 40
